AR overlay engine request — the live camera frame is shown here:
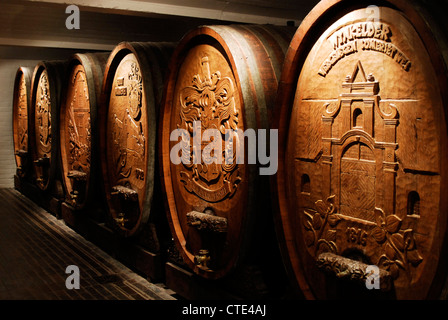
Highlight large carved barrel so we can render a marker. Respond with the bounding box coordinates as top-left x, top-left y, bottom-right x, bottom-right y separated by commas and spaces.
60, 52, 109, 210
160, 25, 296, 279
12, 67, 33, 178
29, 60, 67, 192
273, 0, 448, 299
99, 42, 175, 238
